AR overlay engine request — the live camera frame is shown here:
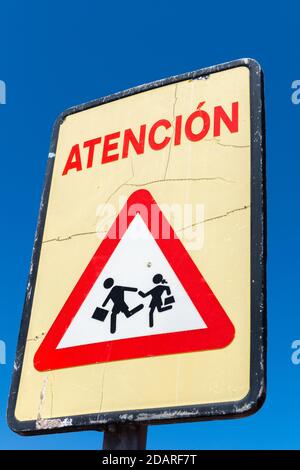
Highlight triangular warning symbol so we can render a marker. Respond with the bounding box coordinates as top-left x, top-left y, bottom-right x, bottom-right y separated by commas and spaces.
34, 190, 235, 371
